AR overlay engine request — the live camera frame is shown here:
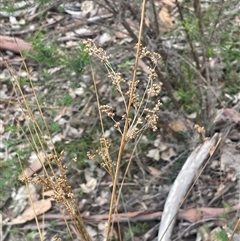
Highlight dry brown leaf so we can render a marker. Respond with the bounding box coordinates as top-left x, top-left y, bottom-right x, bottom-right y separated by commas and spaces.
114, 31, 128, 39
145, 17, 150, 28
168, 119, 187, 133
8, 199, 52, 225
42, 190, 55, 197
148, 166, 161, 176
162, 0, 175, 7
19, 151, 46, 178
159, 6, 173, 31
